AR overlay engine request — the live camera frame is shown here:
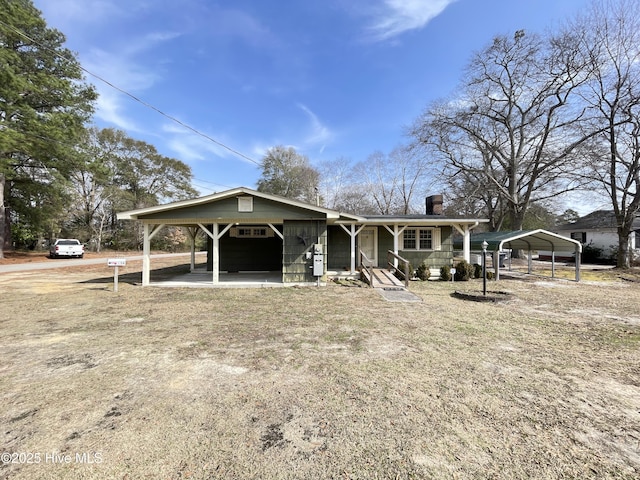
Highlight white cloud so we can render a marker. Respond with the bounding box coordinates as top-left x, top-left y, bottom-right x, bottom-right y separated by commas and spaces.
82, 48, 162, 131
367, 0, 458, 41
35, 0, 124, 28
297, 104, 333, 151
161, 123, 259, 166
